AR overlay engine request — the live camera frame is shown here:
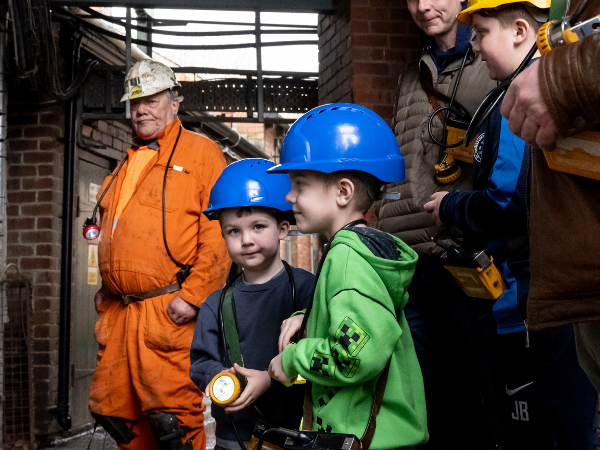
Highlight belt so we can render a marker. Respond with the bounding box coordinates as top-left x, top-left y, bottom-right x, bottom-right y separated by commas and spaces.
121, 282, 181, 305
